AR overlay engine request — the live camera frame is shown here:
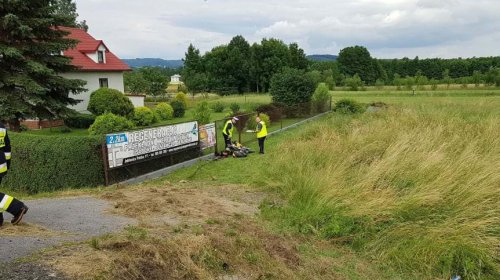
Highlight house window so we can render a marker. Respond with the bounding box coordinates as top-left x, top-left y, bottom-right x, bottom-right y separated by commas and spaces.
97, 51, 104, 63
99, 78, 108, 88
